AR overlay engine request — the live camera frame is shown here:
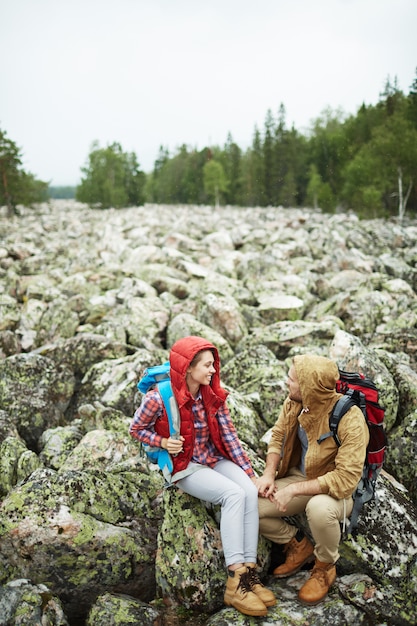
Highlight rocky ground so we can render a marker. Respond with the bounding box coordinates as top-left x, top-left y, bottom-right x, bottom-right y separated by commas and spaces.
0, 200, 416, 625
